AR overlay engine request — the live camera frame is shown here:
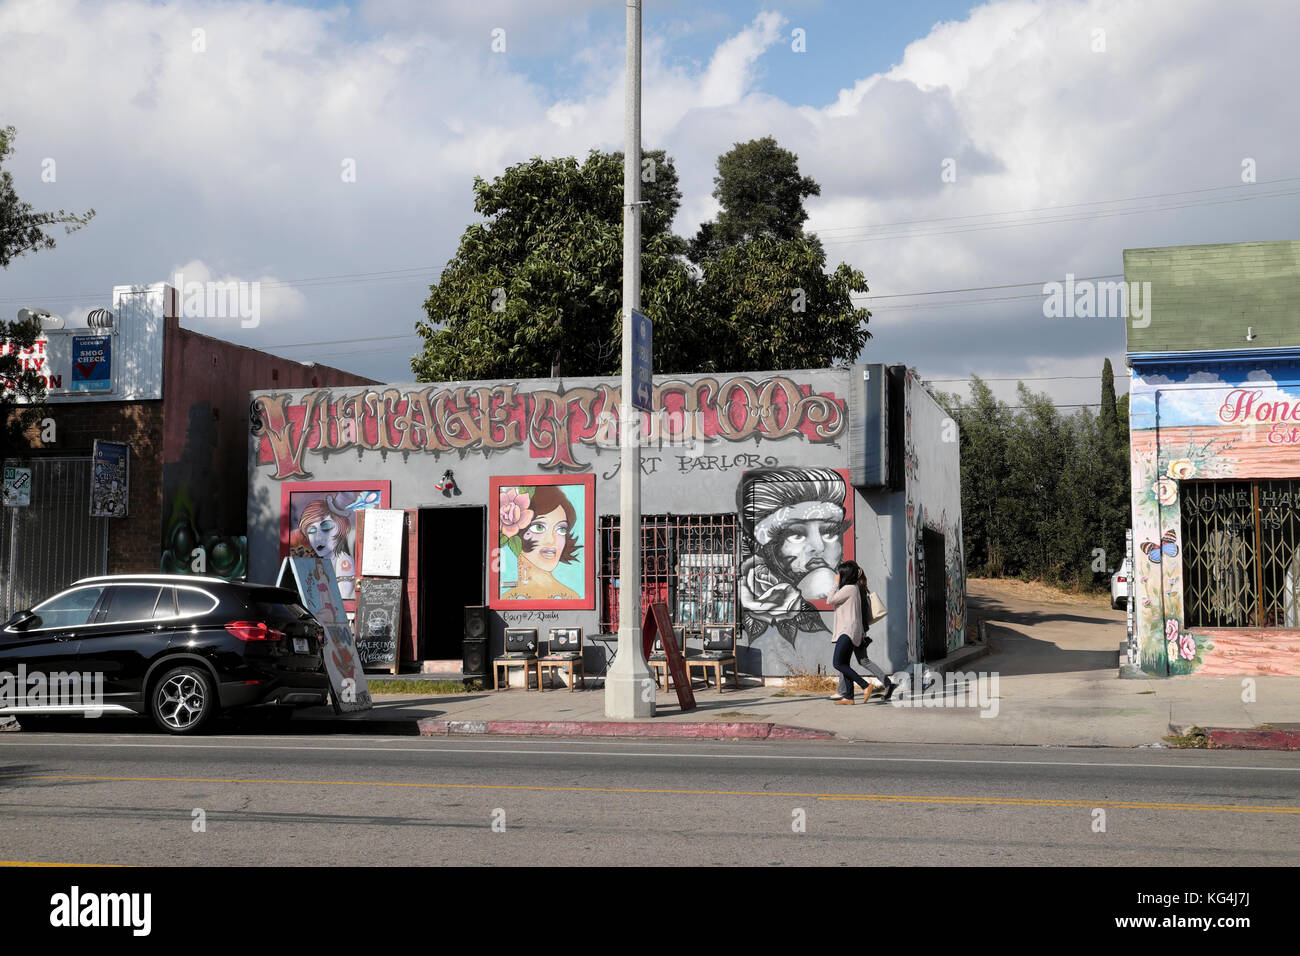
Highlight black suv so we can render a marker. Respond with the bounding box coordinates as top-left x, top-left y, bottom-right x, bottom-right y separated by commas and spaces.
0, 574, 329, 734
